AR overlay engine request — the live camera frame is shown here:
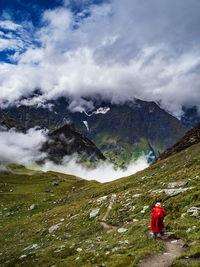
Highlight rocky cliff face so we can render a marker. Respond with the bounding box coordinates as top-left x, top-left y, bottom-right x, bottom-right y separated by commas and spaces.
155, 122, 200, 162
41, 123, 105, 165
0, 109, 20, 131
